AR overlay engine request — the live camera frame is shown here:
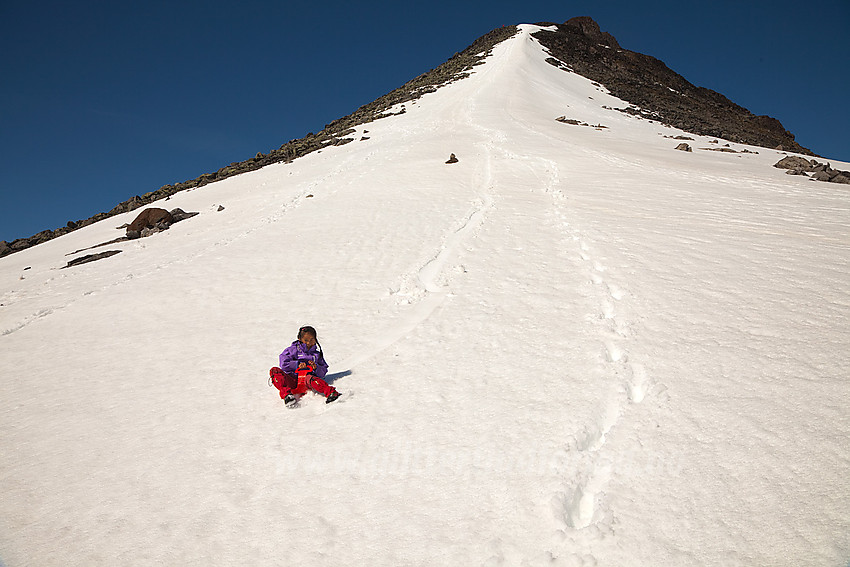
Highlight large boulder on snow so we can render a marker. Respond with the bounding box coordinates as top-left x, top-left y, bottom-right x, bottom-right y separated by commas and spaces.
126, 208, 174, 239
774, 156, 814, 171
125, 207, 199, 239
